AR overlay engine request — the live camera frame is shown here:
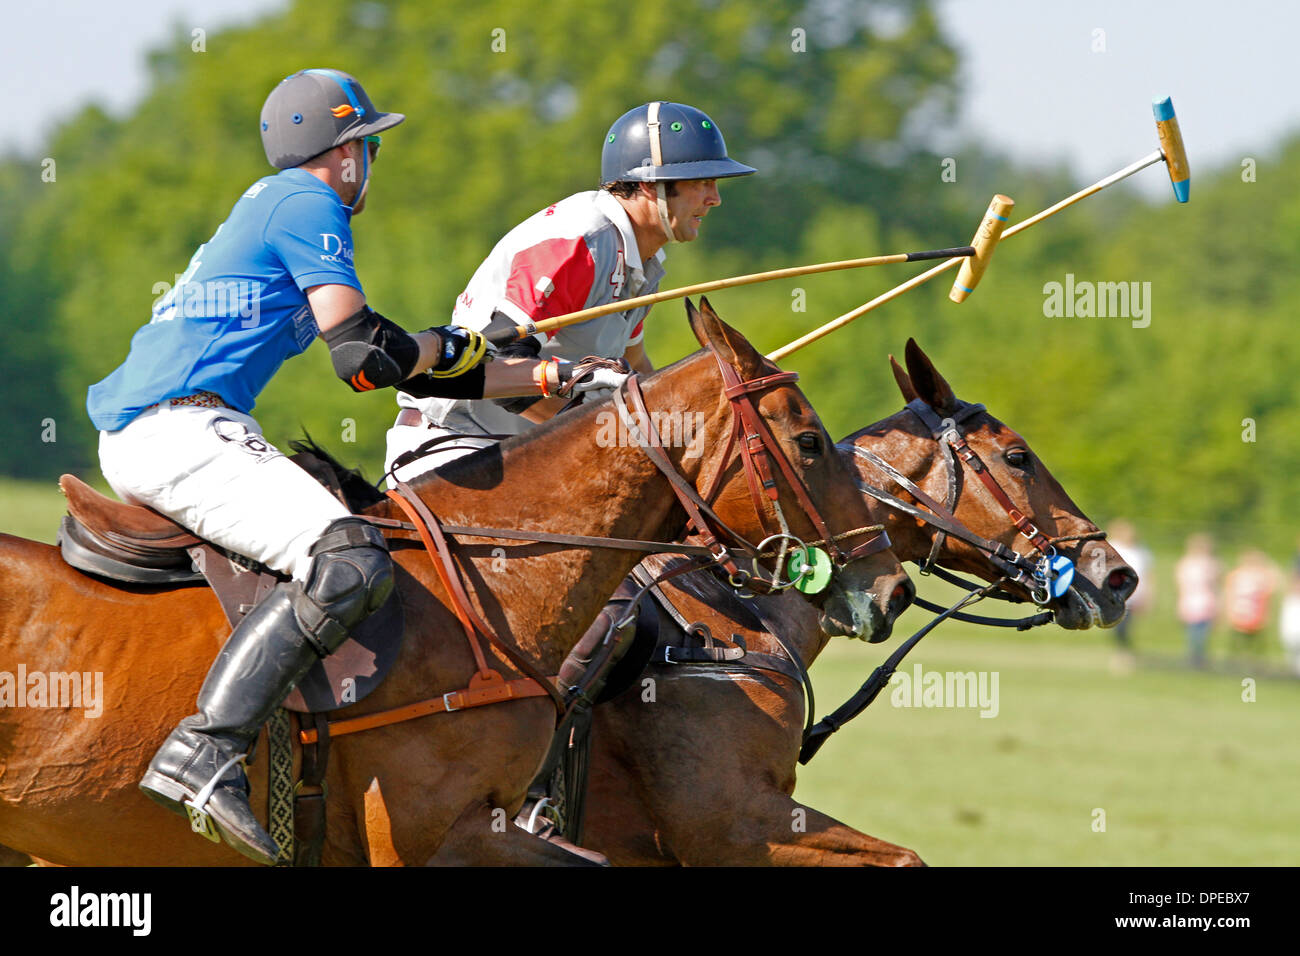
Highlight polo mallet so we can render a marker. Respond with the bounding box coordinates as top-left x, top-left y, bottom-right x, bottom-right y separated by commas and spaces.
769, 194, 1013, 360
767, 96, 1190, 361
482, 244, 978, 349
